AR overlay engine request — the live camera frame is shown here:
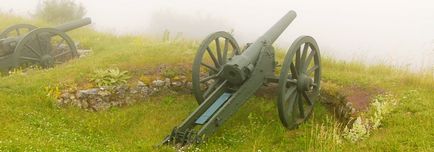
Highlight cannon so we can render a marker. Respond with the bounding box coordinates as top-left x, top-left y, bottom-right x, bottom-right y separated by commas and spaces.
0, 18, 92, 74
160, 10, 321, 146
